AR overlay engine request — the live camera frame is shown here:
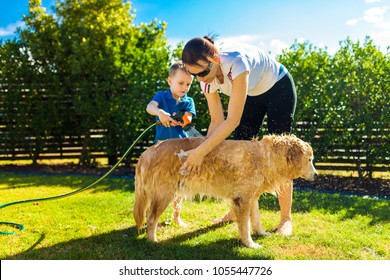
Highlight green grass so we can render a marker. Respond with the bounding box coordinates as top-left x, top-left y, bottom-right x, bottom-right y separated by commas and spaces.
0, 171, 389, 260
